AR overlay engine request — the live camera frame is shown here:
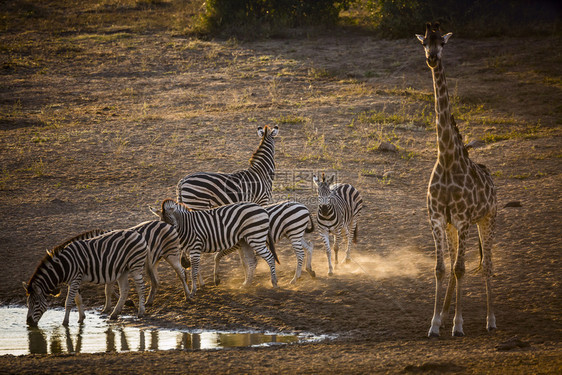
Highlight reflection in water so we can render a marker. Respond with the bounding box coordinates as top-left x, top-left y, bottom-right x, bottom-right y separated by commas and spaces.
1, 307, 317, 355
